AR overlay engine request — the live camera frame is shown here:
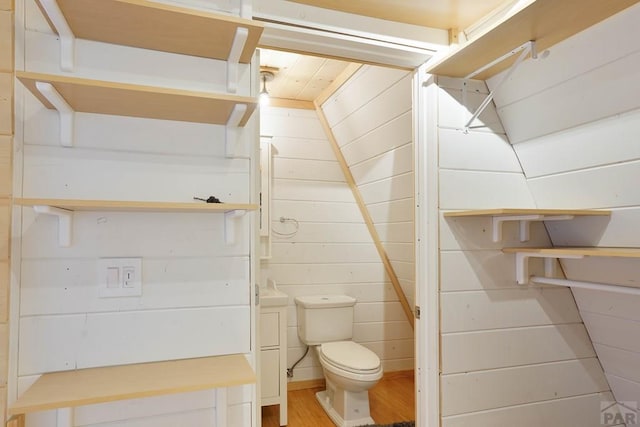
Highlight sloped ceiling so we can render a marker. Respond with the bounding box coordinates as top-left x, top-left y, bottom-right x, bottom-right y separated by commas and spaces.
259, 0, 514, 101
286, 0, 510, 29
259, 49, 351, 102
